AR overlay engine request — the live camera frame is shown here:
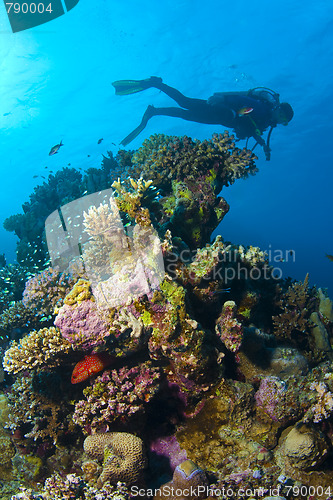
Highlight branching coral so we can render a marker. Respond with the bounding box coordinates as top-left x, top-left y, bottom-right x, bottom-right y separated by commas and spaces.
306, 381, 333, 423
22, 267, 77, 319
3, 327, 72, 374
0, 301, 36, 340
42, 473, 130, 500
4, 373, 75, 444
272, 275, 316, 347
72, 362, 161, 432
80, 194, 164, 309
131, 133, 257, 192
